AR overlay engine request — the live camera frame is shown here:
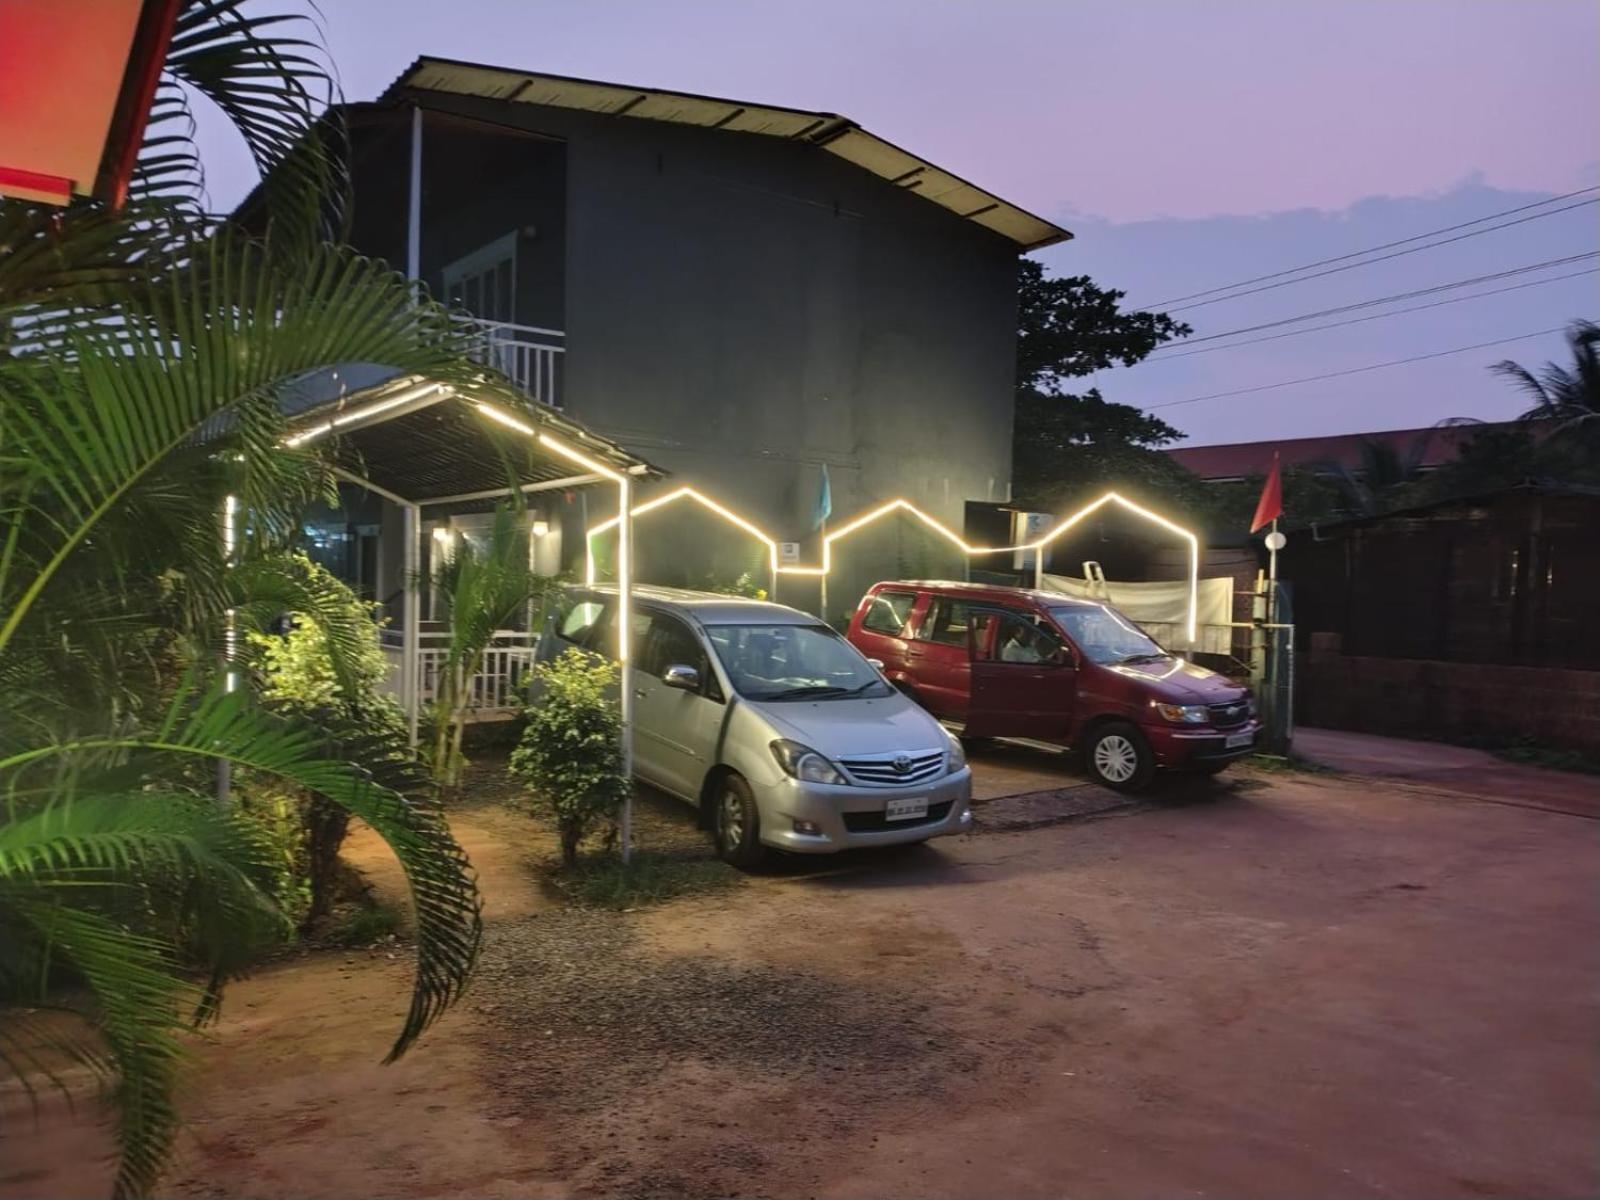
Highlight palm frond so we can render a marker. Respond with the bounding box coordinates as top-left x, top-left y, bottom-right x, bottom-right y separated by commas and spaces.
159, 0, 348, 240
4, 899, 192, 1200
0, 233, 520, 660
231, 552, 383, 704
3, 683, 483, 1062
